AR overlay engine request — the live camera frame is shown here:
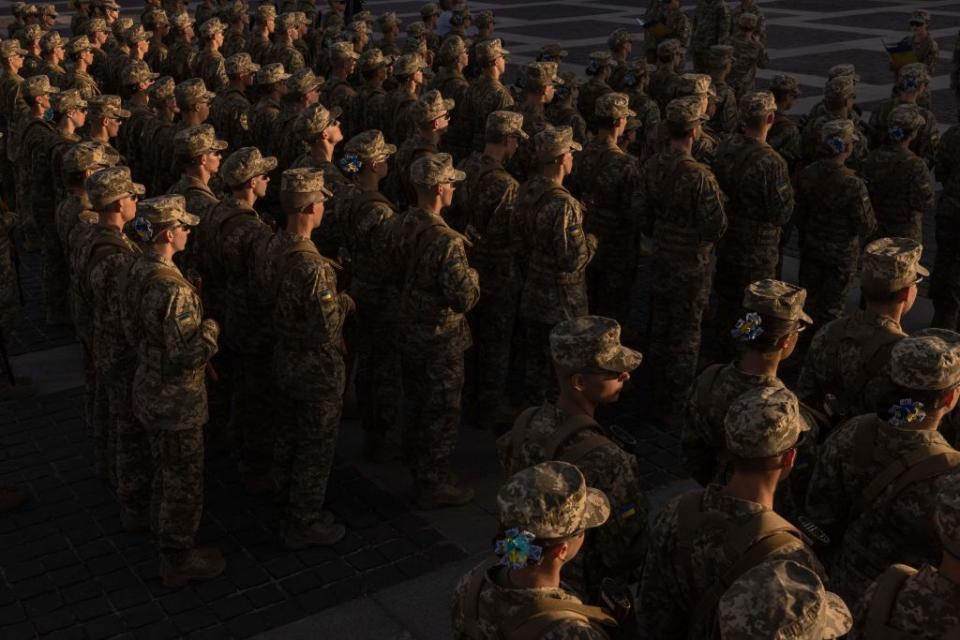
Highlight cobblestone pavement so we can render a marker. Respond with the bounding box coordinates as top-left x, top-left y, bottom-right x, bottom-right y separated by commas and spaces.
0, 0, 956, 638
